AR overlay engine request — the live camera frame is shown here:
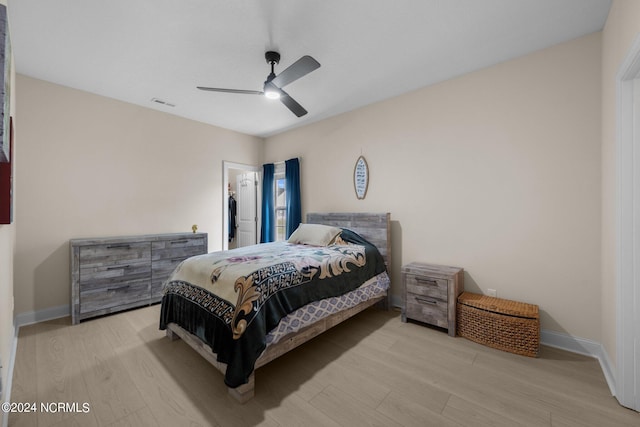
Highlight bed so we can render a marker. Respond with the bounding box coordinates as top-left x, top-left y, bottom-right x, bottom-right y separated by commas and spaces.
159, 212, 391, 402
